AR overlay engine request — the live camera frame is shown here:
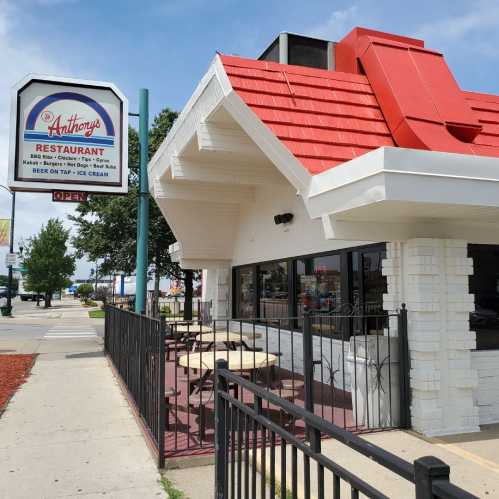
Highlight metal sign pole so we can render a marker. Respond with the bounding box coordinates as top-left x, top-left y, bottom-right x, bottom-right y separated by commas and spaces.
135, 88, 149, 314
6, 191, 16, 316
